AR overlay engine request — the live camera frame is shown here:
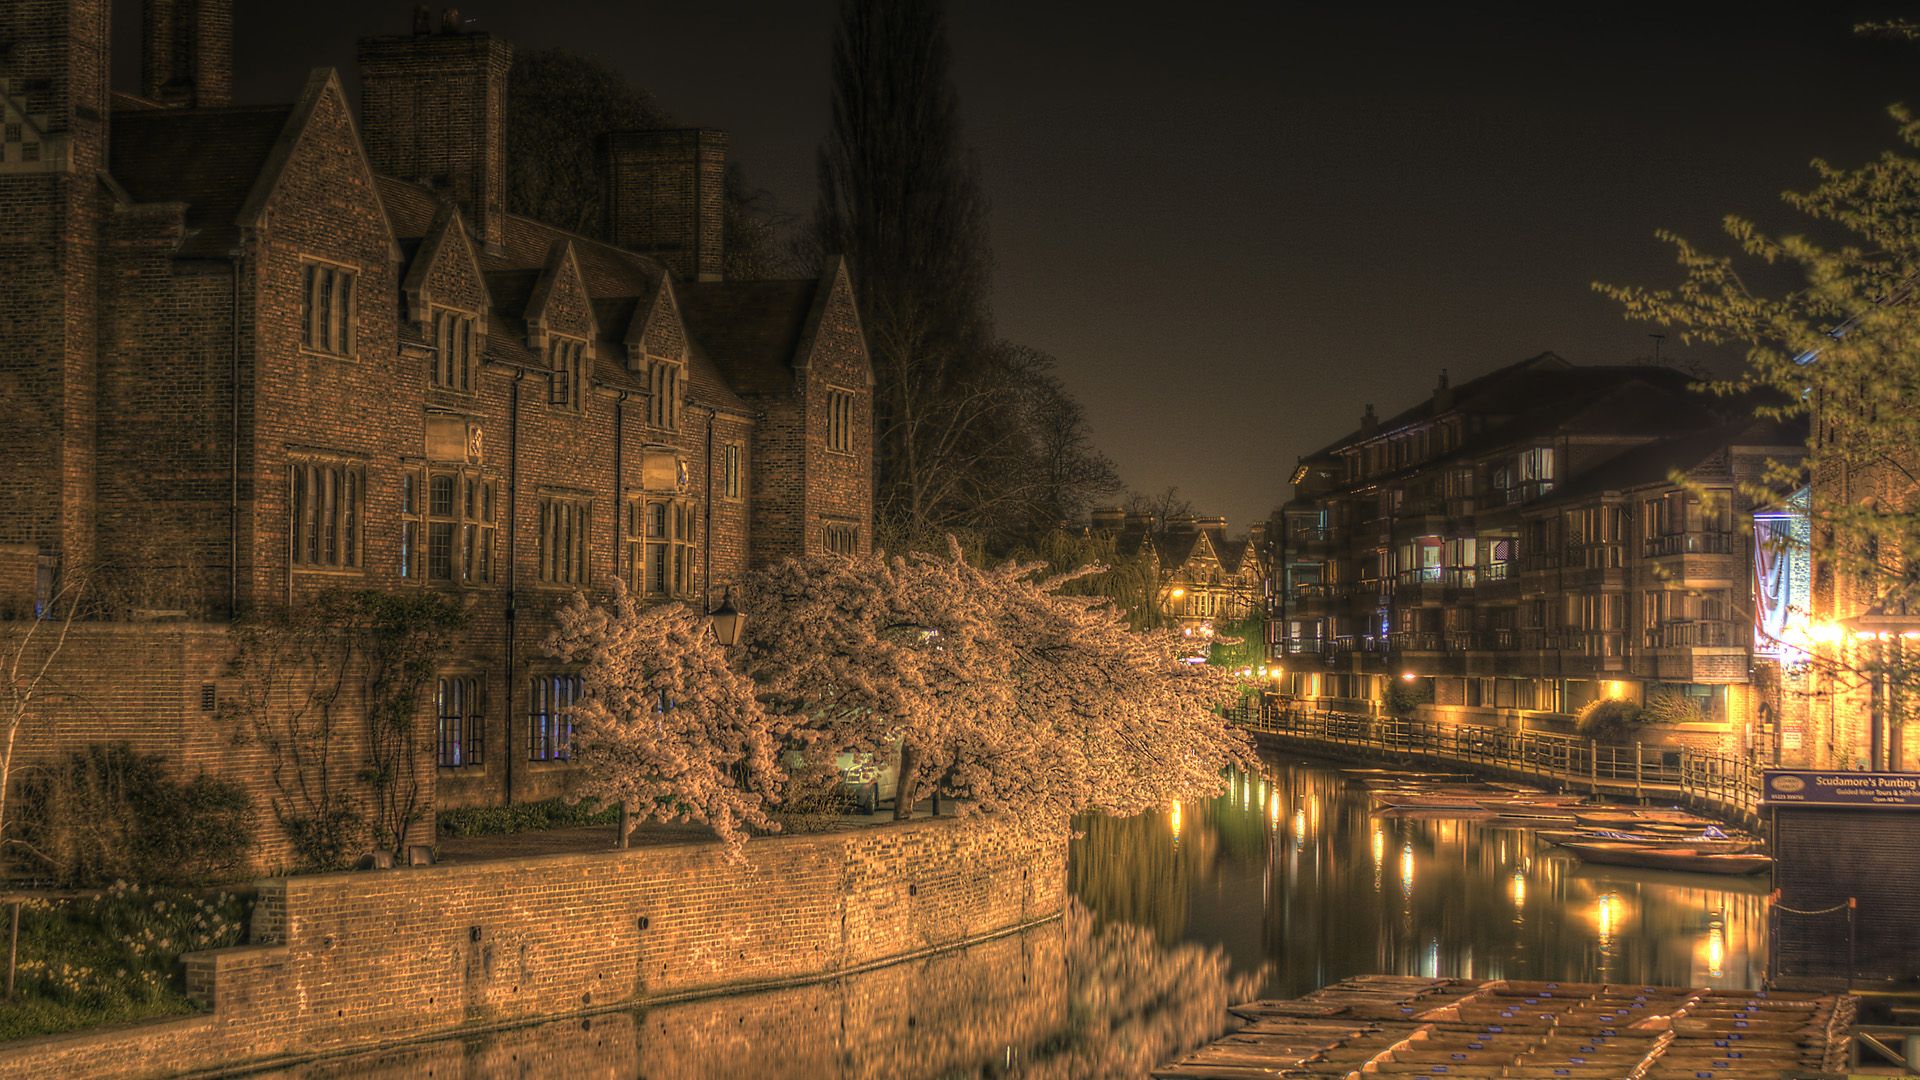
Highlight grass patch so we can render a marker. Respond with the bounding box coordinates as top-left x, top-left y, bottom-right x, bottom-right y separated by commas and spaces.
436, 797, 620, 838
0, 883, 250, 1043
